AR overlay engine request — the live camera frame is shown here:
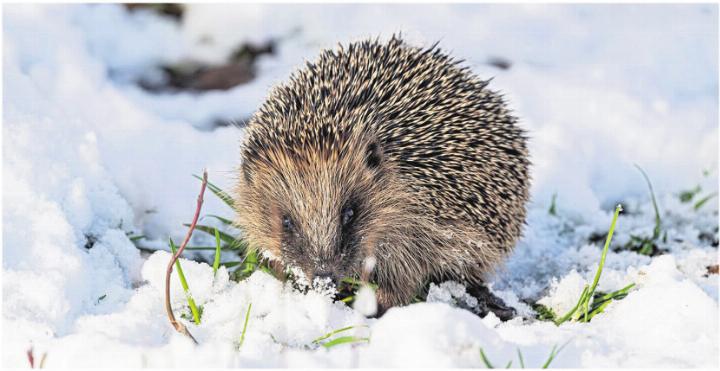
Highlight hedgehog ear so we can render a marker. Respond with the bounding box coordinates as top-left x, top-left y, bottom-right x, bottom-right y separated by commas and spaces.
365, 141, 382, 169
